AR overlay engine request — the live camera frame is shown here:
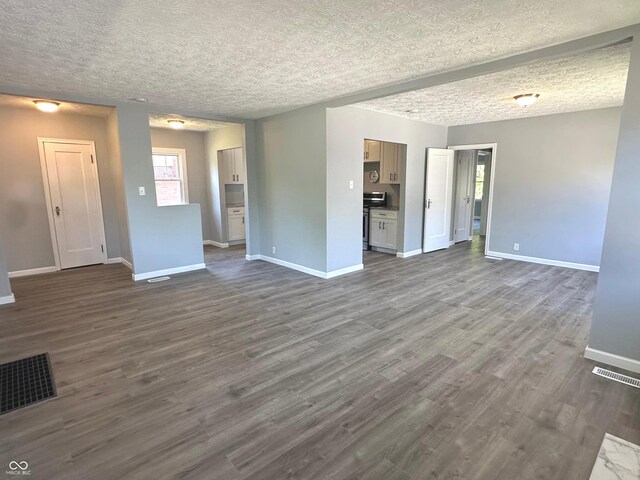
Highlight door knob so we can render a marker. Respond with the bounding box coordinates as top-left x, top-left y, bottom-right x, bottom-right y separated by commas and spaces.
55, 206, 61, 216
